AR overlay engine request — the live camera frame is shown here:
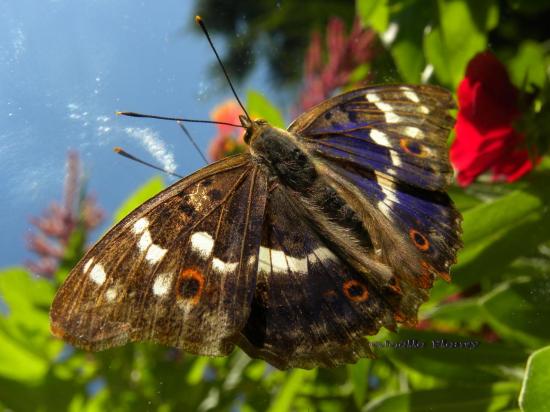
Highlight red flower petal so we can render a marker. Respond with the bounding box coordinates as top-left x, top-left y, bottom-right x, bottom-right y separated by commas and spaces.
450, 51, 536, 186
